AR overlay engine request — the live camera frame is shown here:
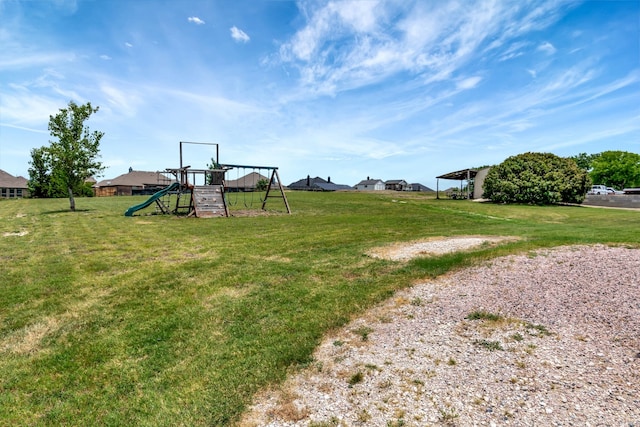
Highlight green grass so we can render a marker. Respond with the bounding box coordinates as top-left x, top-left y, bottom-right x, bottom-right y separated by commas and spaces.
1, 191, 639, 425
474, 339, 504, 351
466, 310, 503, 322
